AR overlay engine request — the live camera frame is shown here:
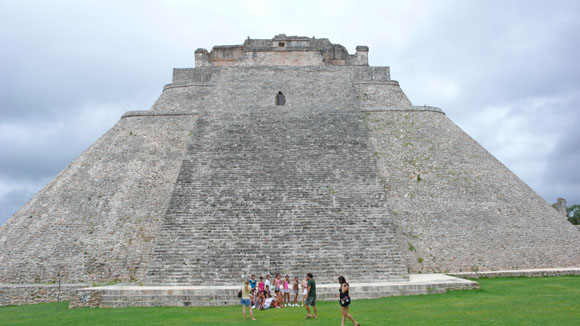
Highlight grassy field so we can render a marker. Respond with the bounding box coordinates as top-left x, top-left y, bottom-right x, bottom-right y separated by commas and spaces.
1, 276, 579, 326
